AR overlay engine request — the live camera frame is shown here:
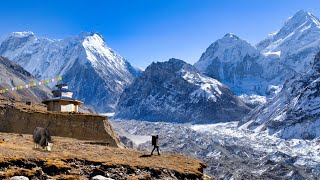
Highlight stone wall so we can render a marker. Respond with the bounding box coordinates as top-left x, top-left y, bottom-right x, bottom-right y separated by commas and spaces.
0, 105, 120, 147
